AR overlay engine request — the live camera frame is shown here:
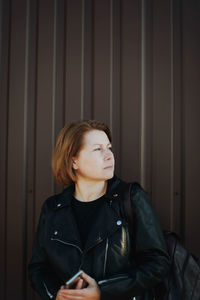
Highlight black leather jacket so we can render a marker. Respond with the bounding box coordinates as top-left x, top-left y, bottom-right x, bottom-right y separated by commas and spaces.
28, 176, 170, 300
